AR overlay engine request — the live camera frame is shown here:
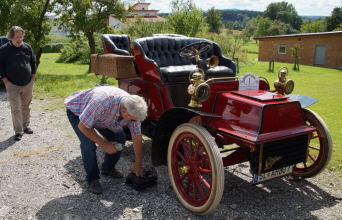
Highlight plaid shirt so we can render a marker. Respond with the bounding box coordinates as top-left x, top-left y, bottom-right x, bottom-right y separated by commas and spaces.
64, 86, 141, 137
